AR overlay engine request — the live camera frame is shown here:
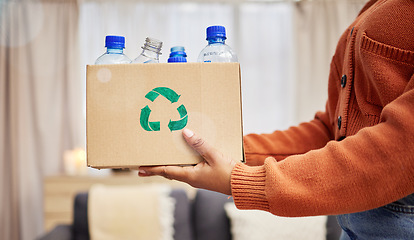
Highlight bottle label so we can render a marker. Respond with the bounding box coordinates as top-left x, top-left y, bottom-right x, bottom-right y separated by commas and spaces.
204, 51, 224, 56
